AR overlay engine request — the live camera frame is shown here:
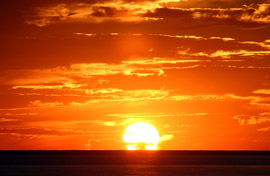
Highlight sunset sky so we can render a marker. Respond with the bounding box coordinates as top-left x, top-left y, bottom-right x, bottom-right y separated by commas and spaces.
0, 0, 270, 150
